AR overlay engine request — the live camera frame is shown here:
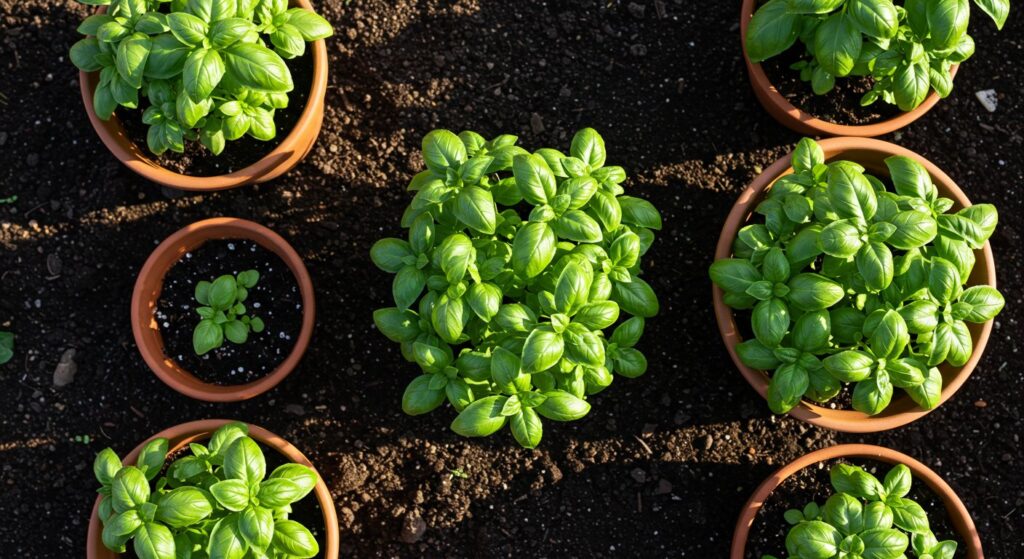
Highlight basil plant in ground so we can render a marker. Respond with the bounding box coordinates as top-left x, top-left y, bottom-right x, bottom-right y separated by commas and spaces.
193, 270, 265, 355
94, 422, 321, 559
762, 463, 957, 559
0, 331, 12, 365
372, 128, 661, 448
711, 138, 1004, 416
69, 0, 333, 156
746, 0, 1010, 111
